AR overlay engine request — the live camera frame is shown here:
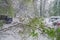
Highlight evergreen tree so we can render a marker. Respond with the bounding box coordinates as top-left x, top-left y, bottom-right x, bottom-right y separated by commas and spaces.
0, 0, 14, 17
52, 0, 60, 16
